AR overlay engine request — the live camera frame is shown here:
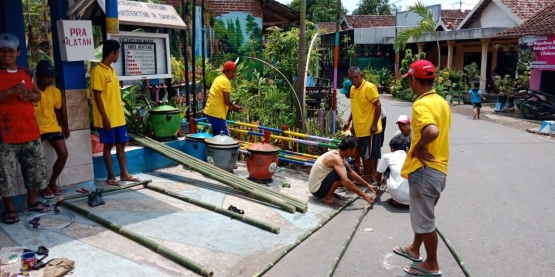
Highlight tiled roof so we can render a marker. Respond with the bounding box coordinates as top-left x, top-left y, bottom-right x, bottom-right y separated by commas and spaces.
344, 15, 396, 29
316, 22, 338, 32
495, 2, 555, 38
498, 0, 553, 21
440, 9, 470, 30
